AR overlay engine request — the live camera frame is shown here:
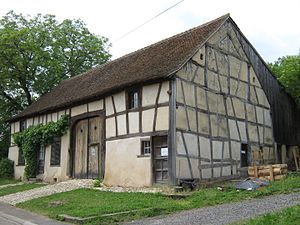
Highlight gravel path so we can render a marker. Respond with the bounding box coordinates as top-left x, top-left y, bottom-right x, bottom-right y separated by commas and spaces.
125, 192, 300, 225
0, 179, 93, 205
